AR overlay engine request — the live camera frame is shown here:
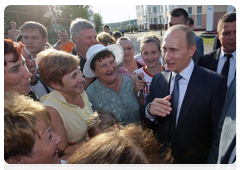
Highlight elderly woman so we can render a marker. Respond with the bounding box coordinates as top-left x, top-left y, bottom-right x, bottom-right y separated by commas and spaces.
116, 37, 145, 82
97, 32, 115, 46
67, 124, 174, 164
4, 39, 32, 96
37, 49, 93, 159
83, 44, 140, 123
4, 91, 62, 164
